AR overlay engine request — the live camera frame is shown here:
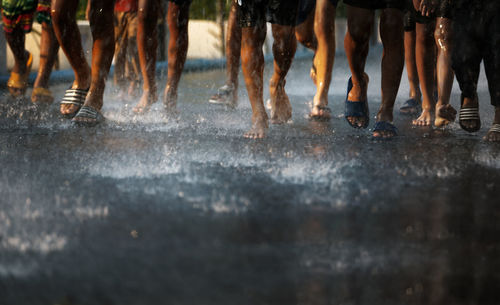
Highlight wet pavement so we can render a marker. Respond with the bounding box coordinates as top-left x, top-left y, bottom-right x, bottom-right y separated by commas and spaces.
1, 48, 499, 305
